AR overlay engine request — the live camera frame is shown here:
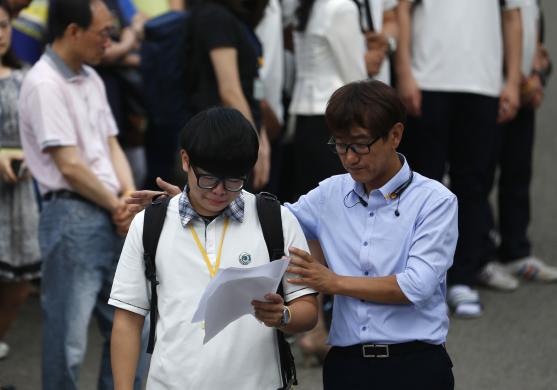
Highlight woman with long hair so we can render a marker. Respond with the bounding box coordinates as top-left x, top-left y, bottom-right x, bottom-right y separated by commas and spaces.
0, 0, 41, 362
